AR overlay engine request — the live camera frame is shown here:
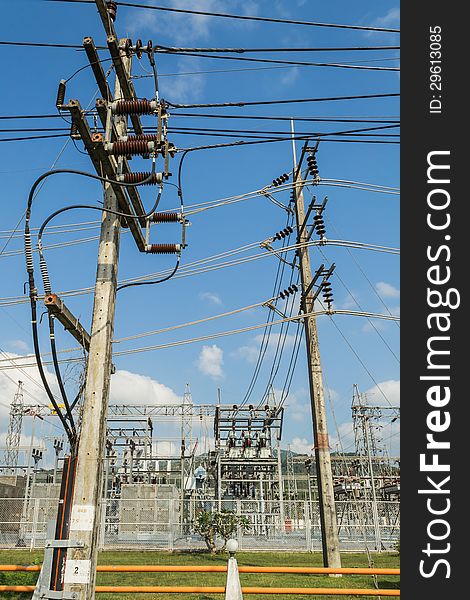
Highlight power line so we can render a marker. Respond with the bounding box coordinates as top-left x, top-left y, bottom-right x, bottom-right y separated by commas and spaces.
156, 45, 401, 53
0, 113, 400, 123
0, 238, 399, 307
46, 1, 400, 33
0, 310, 400, 370
0, 40, 400, 53
167, 92, 400, 109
